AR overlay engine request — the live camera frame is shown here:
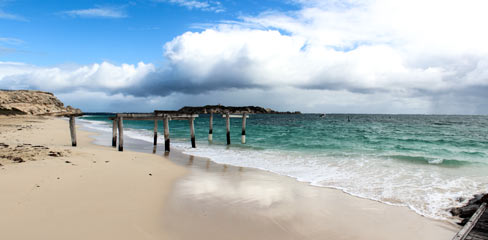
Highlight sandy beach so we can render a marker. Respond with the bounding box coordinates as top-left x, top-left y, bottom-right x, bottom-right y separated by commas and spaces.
0, 116, 187, 239
0, 116, 459, 239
